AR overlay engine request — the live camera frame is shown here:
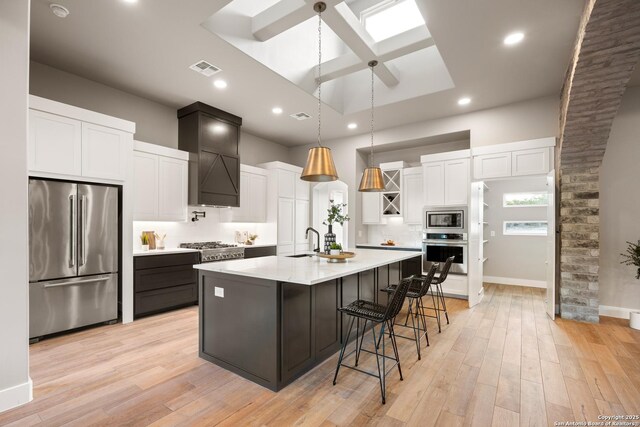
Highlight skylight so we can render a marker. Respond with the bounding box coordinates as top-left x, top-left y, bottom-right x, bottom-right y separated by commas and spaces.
362, 0, 425, 42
